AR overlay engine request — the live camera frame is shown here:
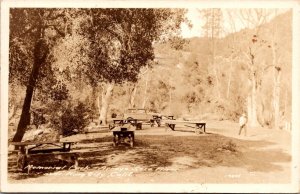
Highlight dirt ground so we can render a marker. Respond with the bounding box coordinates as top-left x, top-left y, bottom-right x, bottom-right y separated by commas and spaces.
7, 120, 291, 184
